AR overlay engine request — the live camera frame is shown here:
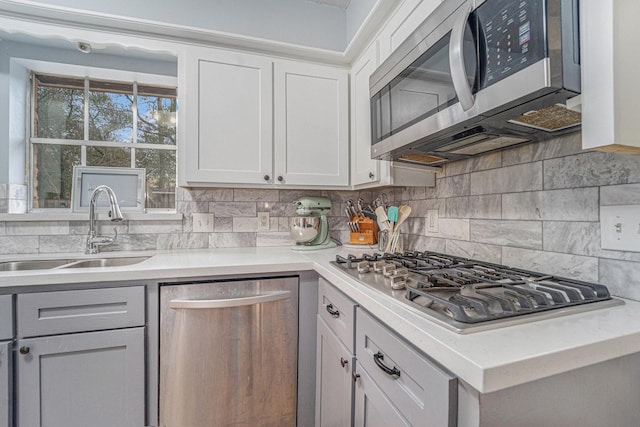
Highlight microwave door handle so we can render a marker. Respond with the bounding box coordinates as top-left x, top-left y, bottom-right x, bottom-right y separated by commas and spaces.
449, 1, 475, 111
